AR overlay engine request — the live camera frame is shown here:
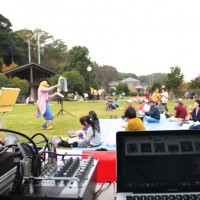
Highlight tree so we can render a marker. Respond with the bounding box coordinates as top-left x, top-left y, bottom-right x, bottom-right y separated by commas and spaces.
92, 63, 117, 92
0, 14, 28, 66
139, 73, 167, 86
0, 58, 3, 72
50, 71, 85, 94
0, 14, 12, 58
117, 72, 138, 80
41, 39, 68, 71
116, 82, 130, 95
7, 77, 29, 95
149, 82, 162, 93
189, 76, 200, 90
16, 29, 68, 70
64, 46, 91, 71
0, 73, 9, 87
165, 66, 184, 92
63, 71, 85, 94
63, 46, 91, 89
